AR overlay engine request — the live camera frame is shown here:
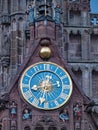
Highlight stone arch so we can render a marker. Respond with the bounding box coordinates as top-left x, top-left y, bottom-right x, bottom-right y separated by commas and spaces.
61, 126, 67, 130
35, 124, 44, 130
24, 126, 31, 130
69, 30, 81, 58
48, 125, 57, 130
